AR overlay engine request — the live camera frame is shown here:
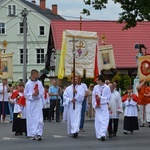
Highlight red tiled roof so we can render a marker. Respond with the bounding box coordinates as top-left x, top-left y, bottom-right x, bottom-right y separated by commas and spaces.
50, 20, 150, 68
